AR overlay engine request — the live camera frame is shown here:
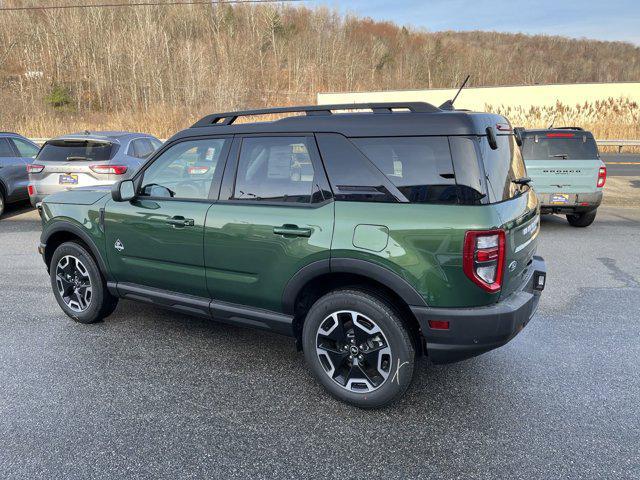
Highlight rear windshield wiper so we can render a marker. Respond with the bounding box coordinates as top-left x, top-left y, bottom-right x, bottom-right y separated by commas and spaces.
551, 154, 568, 159
512, 177, 532, 186
66, 156, 88, 161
